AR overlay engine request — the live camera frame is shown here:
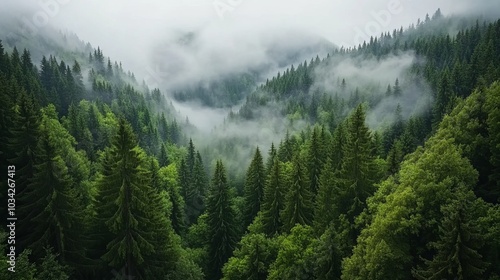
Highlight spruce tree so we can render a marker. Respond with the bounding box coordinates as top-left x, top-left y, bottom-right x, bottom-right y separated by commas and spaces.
7, 91, 40, 198
307, 126, 325, 194
243, 147, 266, 228
18, 130, 85, 266
330, 122, 346, 171
206, 160, 237, 279
413, 191, 488, 280
281, 157, 314, 233
314, 159, 341, 235
338, 104, 377, 241
265, 143, 277, 175
93, 119, 179, 279
261, 159, 286, 236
